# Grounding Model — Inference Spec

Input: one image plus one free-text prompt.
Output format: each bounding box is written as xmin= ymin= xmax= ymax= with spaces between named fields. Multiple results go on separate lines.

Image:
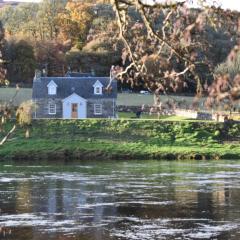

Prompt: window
xmin=95 ymin=87 xmax=100 ymax=94
xmin=47 ymin=80 xmax=58 ymax=95
xmin=93 ymin=80 xmax=103 ymax=95
xmin=94 ymin=86 xmax=102 ymax=95
xmin=49 ymin=86 xmax=56 ymax=95
xmin=49 ymin=104 xmax=56 ymax=115
xmin=94 ymin=104 xmax=102 ymax=115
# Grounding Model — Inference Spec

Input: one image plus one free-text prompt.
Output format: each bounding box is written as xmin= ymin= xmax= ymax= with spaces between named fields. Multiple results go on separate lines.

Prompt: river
xmin=0 ymin=160 xmax=240 ymax=240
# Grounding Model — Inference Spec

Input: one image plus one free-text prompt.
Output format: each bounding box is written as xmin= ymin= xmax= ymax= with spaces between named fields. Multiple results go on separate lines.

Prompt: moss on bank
xmin=0 ymin=119 xmax=240 ymax=161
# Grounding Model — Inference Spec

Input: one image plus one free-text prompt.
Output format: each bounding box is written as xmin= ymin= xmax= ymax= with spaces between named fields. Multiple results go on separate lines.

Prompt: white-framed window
xmin=93 ymin=80 xmax=103 ymax=95
xmin=49 ymin=86 xmax=56 ymax=95
xmin=48 ymin=103 xmax=56 ymax=115
xmin=95 ymin=87 xmax=101 ymax=94
xmin=47 ymin=80 xmax=58 ymax=95
xmin=94 ymin=104 xmax=102 ymax=115
xmin=94 ymin=86 xmax=102 ymax=95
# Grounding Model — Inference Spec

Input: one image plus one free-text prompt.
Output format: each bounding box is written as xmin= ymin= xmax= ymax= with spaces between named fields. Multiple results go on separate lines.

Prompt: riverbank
xmin=0 ymin=119 xmax=240 ymax=161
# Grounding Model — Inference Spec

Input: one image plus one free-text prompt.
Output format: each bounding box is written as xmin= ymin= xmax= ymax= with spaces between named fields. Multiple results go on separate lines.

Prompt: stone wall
xmin=118 ymin=105 xmax=214 ymax=120
xmin=197 ymin=112 xmax=213 ymax=120
xmin=117 ymin=105 xmax=144 ymax=113
xmin=34 ymin=98 xmax=116 ymax=119
xmin=175 ymin=109 xmax=213 ymax=120
xmin=174 ymin=109 xmax=198 ymax=119
xmin=87 ymin=98 xmax=116 ymax=118
xmin=33 ymin=98 xmax=62 ymax=118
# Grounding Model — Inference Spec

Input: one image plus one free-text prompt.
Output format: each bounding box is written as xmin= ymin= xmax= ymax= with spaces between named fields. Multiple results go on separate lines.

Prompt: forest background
xmin=0 ymin=0 xmax=238 ymax=95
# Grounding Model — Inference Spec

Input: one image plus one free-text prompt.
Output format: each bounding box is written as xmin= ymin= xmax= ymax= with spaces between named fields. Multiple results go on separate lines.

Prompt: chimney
xmin=42 ymin=63 xmax=48 ymax=77
xmin=91 ymin=68 xmax=96 ymax=76
xmin=42 ymin=68 xmax=47 ymax=77
xmin=33 ymin=69 xmax=41 ymax=82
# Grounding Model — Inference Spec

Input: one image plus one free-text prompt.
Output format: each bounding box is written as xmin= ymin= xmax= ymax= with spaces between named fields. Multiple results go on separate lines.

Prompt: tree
xmin=110 ymin=0 xmax=240 ymax=108
xmin=66 ymin=47 xmax=120 ymax=76
xmin=33 ymin=40 xmax=70 ymax=76
xmin=0 ymin=1 xmax=66 ymax=41
xmin=215 ymin=48 xmax=240 ymax=81
xmin=0 ymin=23 xmax=34 ymax=146
xmin=57 ymin=0 xmax=94 ymax=48
xmin=36 ymin=0 xmax=66 ymax=41
xmin=0 ymin=21 xmax=16 ymax=145
xmin=0 ymin=3 xmax=40 ymax=39
xmin=6 ymin=39 xmax=37 ymax=84
xmin=207 ymin=47 xmax=240 ymax=108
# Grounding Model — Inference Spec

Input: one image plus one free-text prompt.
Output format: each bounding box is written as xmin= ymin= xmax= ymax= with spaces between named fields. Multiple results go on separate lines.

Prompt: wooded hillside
xmin=0 ymin=0 xmax=238 ymax=95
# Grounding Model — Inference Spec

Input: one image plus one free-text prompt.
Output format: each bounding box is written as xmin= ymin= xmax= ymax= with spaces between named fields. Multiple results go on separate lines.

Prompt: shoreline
xmin=3 ymin=149 xmax=240 ymax=162
xmin=0 ymin=119 xmax=239 ymax=161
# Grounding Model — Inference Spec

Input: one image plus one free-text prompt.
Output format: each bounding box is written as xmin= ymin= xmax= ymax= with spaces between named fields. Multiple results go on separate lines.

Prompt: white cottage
xmin=32 ymin=72 xmax=117 ymax=119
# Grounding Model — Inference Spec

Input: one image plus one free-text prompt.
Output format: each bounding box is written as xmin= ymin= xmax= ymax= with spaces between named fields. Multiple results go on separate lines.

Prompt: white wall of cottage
xmin=62 ymin=93 xmax=87 ymax=119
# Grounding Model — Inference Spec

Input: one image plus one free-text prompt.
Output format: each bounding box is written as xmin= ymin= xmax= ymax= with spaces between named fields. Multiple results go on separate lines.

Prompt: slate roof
xmin=65 ymin=72 xmax=93 ymax=77
xmin=32 ymin=77 xmax=117 ymax=99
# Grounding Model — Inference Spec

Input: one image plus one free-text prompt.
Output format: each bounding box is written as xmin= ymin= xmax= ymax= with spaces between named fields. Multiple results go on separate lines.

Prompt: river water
xmin=0 ymin=160 xmax=240 ymax=240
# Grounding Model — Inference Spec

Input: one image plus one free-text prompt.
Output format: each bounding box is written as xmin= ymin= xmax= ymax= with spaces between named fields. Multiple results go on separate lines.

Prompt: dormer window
xmin=93 ymin=80 xmax=103 ymax=95
xmin=95 ymin=87 xmax=101 ymax=94
xmin=49 ymin=86 xmax=56 ymax=95
xmin=47 ymin=80 xmax=58 ymax=95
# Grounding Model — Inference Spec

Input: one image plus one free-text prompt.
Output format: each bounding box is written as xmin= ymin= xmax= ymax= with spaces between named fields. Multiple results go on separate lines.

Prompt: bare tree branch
xmin=0 ymin=124 xmax=16 ymax=146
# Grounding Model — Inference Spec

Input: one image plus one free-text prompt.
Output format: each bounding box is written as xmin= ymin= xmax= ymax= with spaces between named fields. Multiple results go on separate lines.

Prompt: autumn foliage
xmin=110 ymin=0 xmax=240 ymax=108
xmin=58 ymin=0 xmax=94 ymax=47
xmin=0 ymin=0 xmax=239 ymax=108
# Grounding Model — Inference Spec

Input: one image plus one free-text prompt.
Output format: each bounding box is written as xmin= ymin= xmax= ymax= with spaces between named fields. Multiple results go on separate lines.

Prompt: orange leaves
xmin=65 ymin=1 xmax=92 ymax=23
xmin=57 ymin=0 xmax=94 ymax=45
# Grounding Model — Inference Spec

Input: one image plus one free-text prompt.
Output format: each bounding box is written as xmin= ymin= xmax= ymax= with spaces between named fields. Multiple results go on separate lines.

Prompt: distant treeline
xmin=0 ymin=0 xmax=237 ymax=92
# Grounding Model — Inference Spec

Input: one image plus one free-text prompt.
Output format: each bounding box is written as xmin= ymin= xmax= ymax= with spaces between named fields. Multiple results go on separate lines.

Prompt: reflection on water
xmin=0 ymin=160 xmax=240 ymax=239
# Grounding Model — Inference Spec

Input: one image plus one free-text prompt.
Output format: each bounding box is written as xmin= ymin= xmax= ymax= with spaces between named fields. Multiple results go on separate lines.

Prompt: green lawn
xmin=0 ymin=87 xmax=204 ymax=107
xmin=117 ymin=92 xmax=203 ymax=106
xmin=118 ymin=112 xmax=188 ymax=120
xmin=0 ymin=87 xmax=32 ymax=106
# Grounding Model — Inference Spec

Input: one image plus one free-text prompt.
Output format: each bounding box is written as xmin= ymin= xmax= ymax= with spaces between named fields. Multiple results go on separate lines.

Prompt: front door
xmin=71 ymin=103 xmax=78 ymax=118
xmin=62 ymin=94 xmax=87 ymax=119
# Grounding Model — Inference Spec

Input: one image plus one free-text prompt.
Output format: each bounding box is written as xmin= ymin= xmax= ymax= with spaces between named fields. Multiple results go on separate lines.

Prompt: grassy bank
xmin=0 ymin=119 xmax=240 ymax=161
